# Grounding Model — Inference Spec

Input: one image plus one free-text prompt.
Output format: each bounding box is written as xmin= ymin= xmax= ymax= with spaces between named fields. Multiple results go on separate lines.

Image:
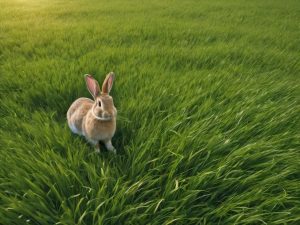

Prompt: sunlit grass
xmin=0 ymin=0 xmax=299 ymax=224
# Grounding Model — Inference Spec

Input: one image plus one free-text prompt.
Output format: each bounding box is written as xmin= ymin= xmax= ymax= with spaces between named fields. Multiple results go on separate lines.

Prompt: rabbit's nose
xmin=102 ymin=111 xmax=112 ymax=119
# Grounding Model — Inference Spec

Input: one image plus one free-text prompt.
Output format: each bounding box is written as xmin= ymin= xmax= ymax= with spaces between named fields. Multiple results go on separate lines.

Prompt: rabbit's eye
xmin=98 ymin=101 xmax=101 ymax=107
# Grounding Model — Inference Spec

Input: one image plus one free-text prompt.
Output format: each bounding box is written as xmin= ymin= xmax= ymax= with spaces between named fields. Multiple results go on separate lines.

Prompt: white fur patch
xmin=69 ymin=122 xmax=80 ymax=135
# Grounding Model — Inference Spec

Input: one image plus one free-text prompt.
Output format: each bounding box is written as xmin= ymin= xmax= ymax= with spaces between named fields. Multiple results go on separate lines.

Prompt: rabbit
xmin=67 ymin=72 xmax=117 ymax=153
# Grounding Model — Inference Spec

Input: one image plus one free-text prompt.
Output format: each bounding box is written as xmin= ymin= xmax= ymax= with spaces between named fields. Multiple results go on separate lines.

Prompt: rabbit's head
xmin=85 ymin=72 xmax=116 ymax=120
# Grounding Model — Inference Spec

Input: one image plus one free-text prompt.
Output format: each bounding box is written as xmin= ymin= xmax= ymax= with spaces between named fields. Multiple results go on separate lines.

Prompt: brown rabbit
xmin=67 ymin=72 xmax=117 ymax=153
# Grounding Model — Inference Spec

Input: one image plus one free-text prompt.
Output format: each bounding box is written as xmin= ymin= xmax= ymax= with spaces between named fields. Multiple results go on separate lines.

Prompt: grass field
xmin=1 ymin=0 xmax=300 ymax=224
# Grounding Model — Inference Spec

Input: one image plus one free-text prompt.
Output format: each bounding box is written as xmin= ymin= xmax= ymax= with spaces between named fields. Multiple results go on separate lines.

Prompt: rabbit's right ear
xmin=85 ymin=74 xmax=100 ymax=99
xmin=102 ymin=72 xmax=115 ymax=94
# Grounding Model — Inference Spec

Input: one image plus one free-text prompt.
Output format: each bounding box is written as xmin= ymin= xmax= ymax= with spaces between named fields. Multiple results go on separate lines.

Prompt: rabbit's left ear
xmin=85 ymin=74 xmax=100 ymax=99
xmin=102 ymin=72 xmax=115 ymax=94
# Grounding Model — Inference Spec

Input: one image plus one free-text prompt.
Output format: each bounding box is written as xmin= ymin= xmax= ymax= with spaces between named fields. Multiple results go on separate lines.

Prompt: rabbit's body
xmin=67 ymin=97 xmax=93 ymax=135
xmin=67 ymin=73 xmax=117 ymax=153
xmin=67 ymin=97 xmax=117 ymax=144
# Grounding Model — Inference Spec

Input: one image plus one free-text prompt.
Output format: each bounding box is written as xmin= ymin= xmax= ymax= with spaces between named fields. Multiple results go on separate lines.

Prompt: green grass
xmin=1 ymin=0 xmax=300 ymax=224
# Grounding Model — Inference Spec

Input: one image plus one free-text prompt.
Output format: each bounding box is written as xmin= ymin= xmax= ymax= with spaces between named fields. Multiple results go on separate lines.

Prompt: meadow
xmin=0 ymin=0 xmax=300 ymax=224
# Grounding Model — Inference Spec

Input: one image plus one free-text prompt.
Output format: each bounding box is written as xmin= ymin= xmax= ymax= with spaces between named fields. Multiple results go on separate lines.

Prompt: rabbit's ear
xmin=102 ymin=72 xmax=115 ymax=94
xmin=85 ymin=74 xmax=100 ymax=99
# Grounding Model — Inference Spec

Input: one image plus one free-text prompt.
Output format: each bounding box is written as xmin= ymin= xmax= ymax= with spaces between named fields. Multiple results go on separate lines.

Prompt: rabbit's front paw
xmin=94 ymin=142 xmax=101 ymax=153
xmin=105 ymin=140 xmax=117 ymax=154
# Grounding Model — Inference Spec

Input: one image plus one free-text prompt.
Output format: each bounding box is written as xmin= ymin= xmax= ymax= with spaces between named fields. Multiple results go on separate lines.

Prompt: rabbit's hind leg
xmin=85 ymin=137 xmax=100 ymax=153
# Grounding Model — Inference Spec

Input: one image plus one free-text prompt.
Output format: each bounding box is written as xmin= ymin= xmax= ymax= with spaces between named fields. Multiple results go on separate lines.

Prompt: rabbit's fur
xmin=67 ymin=72 xmax=117 ymax=153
